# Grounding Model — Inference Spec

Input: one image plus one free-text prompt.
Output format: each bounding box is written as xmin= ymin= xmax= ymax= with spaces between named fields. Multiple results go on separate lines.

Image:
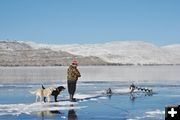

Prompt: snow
xmin=0 ymin=87 xmax=133 ymax=116
xmin=127 ymin=109 xmax=164 ymax=120
xmin=113 ymin=88 xmax=131 ymax=94
xmin=1 ymin=40 xmax=180 ymax=65
xmin=145 ymin=109 xmax=165 ymax=116
xmin=25 ymin=41 xmax=180 ymax=64
xmin=0 ymin=91 xmax=111 ymax=116
xmin=0 ymin=101 xmax=86 ymax=116
xmin=162 ymin=44 xmax=180 ymax=56
xmin=74 ymin=94 xmax=96 ymax=99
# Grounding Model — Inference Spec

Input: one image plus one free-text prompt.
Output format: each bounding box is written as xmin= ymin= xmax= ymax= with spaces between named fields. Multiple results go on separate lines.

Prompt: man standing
xmin=67 ymin=59 xmax=81 ymax=101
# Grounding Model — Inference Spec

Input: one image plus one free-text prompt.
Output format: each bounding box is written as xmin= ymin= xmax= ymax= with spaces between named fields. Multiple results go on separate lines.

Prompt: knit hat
xmin=72 ymin=59 xmax=78 ymax=65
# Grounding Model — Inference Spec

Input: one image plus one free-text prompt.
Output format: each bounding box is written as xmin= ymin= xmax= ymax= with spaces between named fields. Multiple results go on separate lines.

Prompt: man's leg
xmin=71 ymin=81 xmax=77 ymax=100
xmin=68 ymin=80 xmax=74 ymax=101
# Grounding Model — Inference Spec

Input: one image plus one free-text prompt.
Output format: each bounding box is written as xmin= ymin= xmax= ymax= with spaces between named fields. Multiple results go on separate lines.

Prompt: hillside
xmin=0 ymin=41 xmax=106 ymax=66
xmin=27 ymin=41 xmax=180 ymax=65
xmin=1 ymin=40 xmax=180 ymax=66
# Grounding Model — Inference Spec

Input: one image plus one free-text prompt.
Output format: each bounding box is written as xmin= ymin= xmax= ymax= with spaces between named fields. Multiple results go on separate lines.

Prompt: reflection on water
xmin=36 ymin=110 xmax=63 ymax=117
xmin=35 ymin=104 xmax=77 ymax=120
xmin=129 ymin=93 xmax=136 ymax=102
xmin=36 ymin=109 xmax=77 ymax=120
xmin=129 ymin=91 xmax=154 ymax=103
xmin=68 ymin=109 xmax=77 ymax=120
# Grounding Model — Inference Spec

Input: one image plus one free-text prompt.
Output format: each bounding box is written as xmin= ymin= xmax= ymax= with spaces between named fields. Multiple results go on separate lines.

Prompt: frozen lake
xmin=0 ymin=66 xmax=180 ymax=120
xmin=0 ymin=66 xmax=180 ymax=83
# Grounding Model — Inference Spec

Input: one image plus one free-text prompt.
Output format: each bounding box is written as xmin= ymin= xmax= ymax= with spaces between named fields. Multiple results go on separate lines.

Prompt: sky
xmin=0 ymin=0 xmax=180 ymax=45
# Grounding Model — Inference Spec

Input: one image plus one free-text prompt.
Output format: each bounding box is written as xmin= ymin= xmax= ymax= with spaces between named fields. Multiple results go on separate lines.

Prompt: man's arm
xmin=75 ymin=69 xmax=81 ymax=77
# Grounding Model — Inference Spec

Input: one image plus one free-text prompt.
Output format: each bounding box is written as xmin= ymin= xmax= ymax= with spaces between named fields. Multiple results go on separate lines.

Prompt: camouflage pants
xmin=67 ymin=80 xmax=77 ymax=96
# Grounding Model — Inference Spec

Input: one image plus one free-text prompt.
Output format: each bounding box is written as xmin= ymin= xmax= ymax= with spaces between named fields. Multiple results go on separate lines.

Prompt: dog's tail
xmin=42 ymin=85 xmax=45 ymax=89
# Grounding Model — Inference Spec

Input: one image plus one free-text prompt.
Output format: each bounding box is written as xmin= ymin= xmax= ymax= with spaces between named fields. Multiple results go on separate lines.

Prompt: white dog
xmin=30 ymin=87 xmax=56 ymax=102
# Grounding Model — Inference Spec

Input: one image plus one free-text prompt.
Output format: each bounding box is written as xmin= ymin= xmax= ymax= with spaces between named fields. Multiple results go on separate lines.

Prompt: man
xmin=67 ymin=59 xmax=81 ymax=101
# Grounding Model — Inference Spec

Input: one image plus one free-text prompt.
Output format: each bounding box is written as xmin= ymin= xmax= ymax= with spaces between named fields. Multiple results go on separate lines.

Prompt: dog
xmin=129 ymin=83 xmax=136 ymax=93
xmin=106 ymin=88 xmax=112 ymax=95
xmin=43 ymin=85 xmax=65 ymax=102
xmin=30 ymin=86 xmax=56 ymax=102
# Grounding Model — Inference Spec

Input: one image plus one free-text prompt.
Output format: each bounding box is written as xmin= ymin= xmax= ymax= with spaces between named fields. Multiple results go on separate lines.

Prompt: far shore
xmin=0 ymin=63 xmax=180 ymax=67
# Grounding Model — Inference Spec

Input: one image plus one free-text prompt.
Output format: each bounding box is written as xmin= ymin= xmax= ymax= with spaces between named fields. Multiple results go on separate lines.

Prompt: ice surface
xmin=127 ymin=109 xmax=164 ymax=120
xmin=0 ymin=66 xmax=179 ymax=120
xmin=145 ymin=109 xmax=165 ymax=117
xmin=0 ymin=101 xmax=86 ymax=116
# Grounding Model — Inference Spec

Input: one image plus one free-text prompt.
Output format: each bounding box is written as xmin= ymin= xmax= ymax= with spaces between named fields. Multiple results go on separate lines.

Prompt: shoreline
xmin=0 ymin=64 xmax=180 ymax=67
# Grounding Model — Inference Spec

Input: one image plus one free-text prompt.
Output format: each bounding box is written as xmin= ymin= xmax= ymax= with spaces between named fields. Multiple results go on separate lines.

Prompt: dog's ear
xmin=59 ymin=87 xmax=63 ymax=91
xmin=58 ymin=86 xmax=65 ymax=91
xmin=61 ymin=87 xmax=65 ymax=90
xmin=61 ymin=86 xmax=65 ymax=89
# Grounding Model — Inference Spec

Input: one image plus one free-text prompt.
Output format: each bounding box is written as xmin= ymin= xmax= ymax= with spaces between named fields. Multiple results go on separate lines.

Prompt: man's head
xmin=72 ymin=59 xmax=78 ymax=66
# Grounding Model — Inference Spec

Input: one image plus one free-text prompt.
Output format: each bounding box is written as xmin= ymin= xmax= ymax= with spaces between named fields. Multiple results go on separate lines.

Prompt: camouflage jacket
xmin=67 ymin=65 xmax=81 ymax=81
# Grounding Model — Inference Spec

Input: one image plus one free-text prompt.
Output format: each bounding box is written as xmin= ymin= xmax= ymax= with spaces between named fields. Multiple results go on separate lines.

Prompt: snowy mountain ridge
xmin=0 ymin=41 xmax=106 ymax=66
xmin=26 ymin=41 xmax=180 ymax=65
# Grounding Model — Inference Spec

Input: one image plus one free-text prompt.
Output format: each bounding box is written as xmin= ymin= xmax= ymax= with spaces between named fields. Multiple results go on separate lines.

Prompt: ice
xmin=99 ymin=97 xmax=107 ymax=99
xmin=61 ymin=116 xmax=66 ymax=119
xmin=0 ymin=66 xmax=180 ymax=119
xmin=74 ymin=94 xmax=94 ymax=99
xmin=145 ymin=109 xmax=165 ymax=117
xmin=113 ymin=88 xmax=131 ymax=94
xmin=0 ymin=101 xmax=87 ymax=116
xmin=128 ymin=109 xmax=165 ymax=120
xmin=0 ymin=92 xmax=110 ymax=116
xmin=90 ymin=98 xmax=98 ymax=101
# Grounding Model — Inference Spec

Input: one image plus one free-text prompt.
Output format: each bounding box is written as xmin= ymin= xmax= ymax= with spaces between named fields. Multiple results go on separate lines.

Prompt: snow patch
xmin=128 ymin=109 xmax=164 ymax=120
xmin=0 ymin=102 xmax=87 ymax=116
xmin=145 ymin=109 xmax=165 ymax=116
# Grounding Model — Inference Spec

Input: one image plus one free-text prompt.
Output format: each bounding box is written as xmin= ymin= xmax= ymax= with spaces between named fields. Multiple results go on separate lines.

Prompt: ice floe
xmin=0 ymin=101 xmax=87 ymax=116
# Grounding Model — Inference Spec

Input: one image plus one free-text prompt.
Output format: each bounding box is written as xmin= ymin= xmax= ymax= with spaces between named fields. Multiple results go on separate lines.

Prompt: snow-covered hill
xmin=0 ymin=41 xmax=106 ymax=66
xmin=0 ymin=40 xmax=180 ymax=66
xmin=26 ymin=41 xmax=180 ymax=65
xmin=162 ymin=45 xmax=180 ymax=55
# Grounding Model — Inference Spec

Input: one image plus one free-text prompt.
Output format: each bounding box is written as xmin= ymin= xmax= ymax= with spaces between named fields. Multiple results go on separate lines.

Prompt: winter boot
xmin=71 ymin=94 xmax=76 ymax=101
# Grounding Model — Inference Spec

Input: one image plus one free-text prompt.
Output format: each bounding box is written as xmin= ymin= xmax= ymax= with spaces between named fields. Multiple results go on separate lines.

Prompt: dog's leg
xmin=54 ymin=95 xmax=58 ymax=102
xmin=47 ymin=96 xmax=51 ymax=102
xmin=40 ymin=96 xmax=42 ymax=102
xmin=44 ymin=97 xmax=46 ymax=102
xmin=36 ymin=95 xmax=38 ymax=102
